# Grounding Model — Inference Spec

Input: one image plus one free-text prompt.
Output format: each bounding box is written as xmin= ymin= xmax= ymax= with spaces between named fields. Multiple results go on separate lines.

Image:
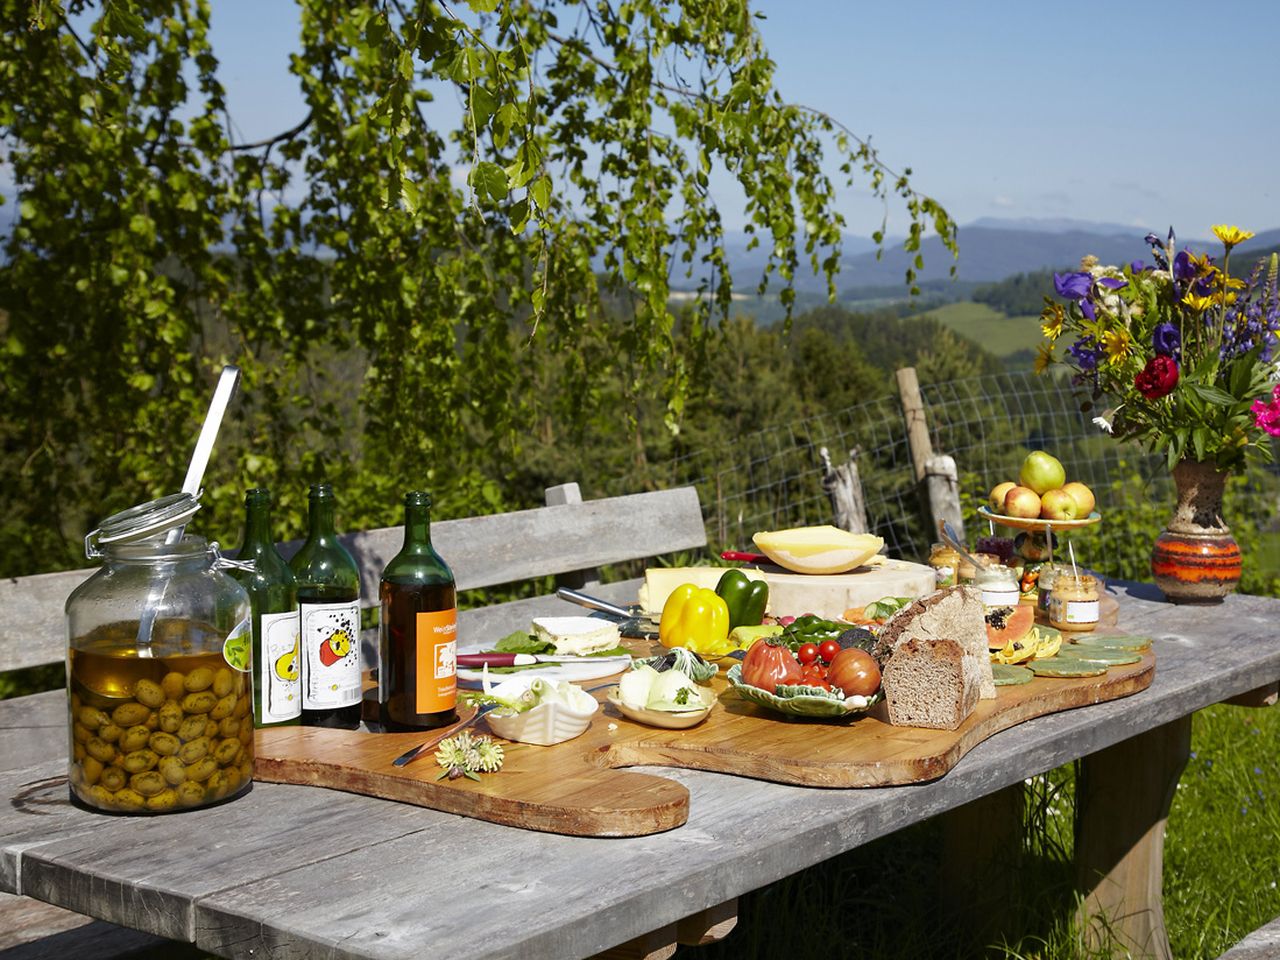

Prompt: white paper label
xmin=1063 ymin=598 xmax=1100 ymax=624
xmin=300 ymin=601 xmax=362 ymax=710
xmin=981 ymin=587 xmax=1020 ymax=608
xmin=259 ymin=609 xmax=302 ymax=724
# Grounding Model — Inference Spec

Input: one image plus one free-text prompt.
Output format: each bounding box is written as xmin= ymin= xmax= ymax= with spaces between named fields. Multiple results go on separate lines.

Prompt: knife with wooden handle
xmin=455 ymin=652 xmax=631 ymax=668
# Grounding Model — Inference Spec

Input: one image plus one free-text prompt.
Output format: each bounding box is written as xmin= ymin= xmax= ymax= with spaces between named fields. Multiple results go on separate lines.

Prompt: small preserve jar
xmin=976 ymin=564 xmax=1020 ymax=609
xmin=1048 ymin=573 xmax=1100 ymax=632
xmin=66 ymin=495 xmax=254 ymax=814
xmin=1036 ymin=564 xmax=1059 ymax=619
xmin=928 ymin=543 xmax=960 ymax=588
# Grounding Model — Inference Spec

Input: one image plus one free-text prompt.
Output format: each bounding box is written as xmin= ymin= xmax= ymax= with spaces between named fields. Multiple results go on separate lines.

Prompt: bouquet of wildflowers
xmin=1038 ymin=225 xmax=1280 ymax=471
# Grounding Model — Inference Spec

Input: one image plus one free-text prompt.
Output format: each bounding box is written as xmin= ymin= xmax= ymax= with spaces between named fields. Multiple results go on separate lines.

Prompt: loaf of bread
xmin=871 ymin=585 xmax=995 ymax=700
xmin=882 ymin=637 xmax=979 ymax=730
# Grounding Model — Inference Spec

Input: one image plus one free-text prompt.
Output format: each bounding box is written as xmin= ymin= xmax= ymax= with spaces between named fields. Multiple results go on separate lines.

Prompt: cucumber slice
xmin=1029 ymin=659 xmax=1108 ymax=678
xmin=1068 ymin=635 xmax=1151 ymax=652
xmin=1058 ymin=650 xmax=1142 ymax=666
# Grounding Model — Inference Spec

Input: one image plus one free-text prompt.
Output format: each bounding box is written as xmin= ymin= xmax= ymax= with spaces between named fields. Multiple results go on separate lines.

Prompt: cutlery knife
xmin=456 ymin=652 xmax=632 ymax=667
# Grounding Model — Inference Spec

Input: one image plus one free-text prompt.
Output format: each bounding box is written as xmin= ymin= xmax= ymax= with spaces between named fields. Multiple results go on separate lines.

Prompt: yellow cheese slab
xmin=638 ymin=566 xmax=768 ymax=616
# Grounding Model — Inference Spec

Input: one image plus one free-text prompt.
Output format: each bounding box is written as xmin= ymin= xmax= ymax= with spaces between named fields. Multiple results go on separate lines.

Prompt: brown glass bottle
xmin=379 ymin=492 xmax=458 ymax=730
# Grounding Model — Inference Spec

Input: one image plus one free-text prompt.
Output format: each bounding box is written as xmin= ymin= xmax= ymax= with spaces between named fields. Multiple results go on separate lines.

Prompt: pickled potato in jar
xmin=67 ymin=620 xmax=254 ymax=814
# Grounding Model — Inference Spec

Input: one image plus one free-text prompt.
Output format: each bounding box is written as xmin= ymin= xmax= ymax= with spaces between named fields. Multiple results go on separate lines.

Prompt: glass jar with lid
xmin=1048 ymin=573 xmax=1100 ymax=632
xmin=975 ymin=563 xmax=1020 ymax=609
xmin=66 ymin=494 xmax=255 ymax=814
xmin=928 ymin=543 xmax=960 ymax=588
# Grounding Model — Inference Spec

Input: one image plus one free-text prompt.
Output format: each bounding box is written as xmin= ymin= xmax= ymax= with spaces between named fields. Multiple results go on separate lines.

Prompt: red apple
xmin=989 ymin=481 xmax=1017 ymax=514
xmin=1062 ymin=481 xmax=1096 ymax=517
xmin=1040 ymin=488 xmax=1080 ymax=521
xmin=1003 ymin=486 xmax=1042 ymax=519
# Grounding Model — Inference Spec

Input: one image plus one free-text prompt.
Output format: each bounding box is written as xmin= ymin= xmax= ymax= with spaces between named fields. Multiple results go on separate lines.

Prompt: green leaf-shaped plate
xmin=725 ymin=663 xmax=882 ymax=719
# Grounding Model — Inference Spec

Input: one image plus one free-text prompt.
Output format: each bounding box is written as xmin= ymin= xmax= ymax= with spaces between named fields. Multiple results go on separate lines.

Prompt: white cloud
xmin=992 ymin=195 xmax=1015 ymax=209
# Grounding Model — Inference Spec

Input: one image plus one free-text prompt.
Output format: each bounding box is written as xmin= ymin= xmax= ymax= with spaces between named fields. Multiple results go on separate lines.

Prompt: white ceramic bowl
xmin=606 ymin=684 xmax=716 ymax=729
xmin=481 ymin=676 xmax=599 ymax=746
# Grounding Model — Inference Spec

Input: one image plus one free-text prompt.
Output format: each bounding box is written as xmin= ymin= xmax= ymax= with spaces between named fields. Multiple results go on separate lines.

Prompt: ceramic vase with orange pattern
xmin=1150 ymin=459 xmax=1241 ymax=603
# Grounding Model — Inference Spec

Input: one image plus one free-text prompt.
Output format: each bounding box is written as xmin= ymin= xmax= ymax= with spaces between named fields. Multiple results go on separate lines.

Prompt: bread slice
xmin=871 ymin=585 xmax=996 ymax=699
xmin=882 ymin=637 xmax=979 ymax=730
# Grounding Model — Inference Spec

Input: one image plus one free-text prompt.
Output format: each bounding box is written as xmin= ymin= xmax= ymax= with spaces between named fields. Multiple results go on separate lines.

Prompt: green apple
xmin=1019 ymin=451 xmax=1066 ymax=495
xmin=1003 ymin=485 xmax=1042 ymax=519
xmin=1039 ymin=488 xmax=1080 ymax=521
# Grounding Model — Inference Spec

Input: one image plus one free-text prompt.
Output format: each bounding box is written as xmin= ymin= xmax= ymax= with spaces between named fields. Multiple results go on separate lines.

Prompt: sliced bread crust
xmin=872 ymin=585 xmax=996 ymax=699
xmin=882 ymin=637 xmax=979 ymax=730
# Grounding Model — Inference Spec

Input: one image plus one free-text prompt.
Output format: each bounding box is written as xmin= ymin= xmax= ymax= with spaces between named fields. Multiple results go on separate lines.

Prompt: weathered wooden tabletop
xmin=2 ymin=582 xmax=1278 ymax=960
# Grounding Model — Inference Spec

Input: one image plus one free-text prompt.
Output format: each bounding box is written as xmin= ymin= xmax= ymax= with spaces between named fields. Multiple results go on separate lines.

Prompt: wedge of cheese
xmin=637 ymin=566 xmax=768 ymax=616
xmin=753 ymin=526 xmax=883 ymax=575
xmin=530 ymin=617 xmax=621 ymax=656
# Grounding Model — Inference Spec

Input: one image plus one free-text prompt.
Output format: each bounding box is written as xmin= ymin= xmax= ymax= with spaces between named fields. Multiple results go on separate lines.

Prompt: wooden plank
xmin=675 ymin=898 xmax=738 ymax=946
xmin=895 ymin=366 xmax=933 ymax=484
xmin=3 ymin=584 xmax=1279 ymax=960
xmin=278 ymin=486 xmax=706 ymax=601
xmin=1222 ymin=681 xmax=1278 ymax=708
xmin=0 ymin=569 xmax=89 ymax=673
xmin=1218 ymin=913 xmax=1280 ymax=959
xmin=0 ymin=892 xmax=188 ymax=958
xmin=938 ymin=782 xmax=1022 ymax=942
xmin=589 ymin=923 xmax=677 ymax=960
xmin=545 ymin=483 xmax=602 ymax=590
xmin=1074 ymin=715 xmax=1191 ymax=960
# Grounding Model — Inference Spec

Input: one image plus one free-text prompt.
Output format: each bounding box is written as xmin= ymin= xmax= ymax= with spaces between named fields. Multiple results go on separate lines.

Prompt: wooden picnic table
xmin=2 ymin=581 xmax=1278 ymax=960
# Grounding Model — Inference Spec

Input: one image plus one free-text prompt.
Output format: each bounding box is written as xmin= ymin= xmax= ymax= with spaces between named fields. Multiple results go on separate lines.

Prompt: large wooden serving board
xmin=255 ymin=640 xmax=1154 ymax=838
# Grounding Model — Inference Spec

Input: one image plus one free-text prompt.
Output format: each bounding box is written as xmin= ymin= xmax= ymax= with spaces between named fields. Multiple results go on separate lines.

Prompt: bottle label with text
xmin=415 ymin=608 xmax=457 ymax=714
xmin=300 ymin=601 xmax=362 ymax=709
xmin=260 ymin=609 xmax=302 ymax=723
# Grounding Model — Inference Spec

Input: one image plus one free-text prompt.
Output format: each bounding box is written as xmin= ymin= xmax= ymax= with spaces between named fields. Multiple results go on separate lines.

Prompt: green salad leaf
xmin=493 ymin=631 xmax=554 ymax=655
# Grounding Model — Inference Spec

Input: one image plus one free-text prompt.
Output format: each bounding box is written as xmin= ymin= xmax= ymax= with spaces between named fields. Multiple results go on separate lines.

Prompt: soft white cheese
xmin=530 ymin=616 xmax=621 ymax=656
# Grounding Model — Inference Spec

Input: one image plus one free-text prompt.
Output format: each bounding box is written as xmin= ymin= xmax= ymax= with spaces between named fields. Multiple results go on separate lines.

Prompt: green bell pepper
xmin=715 ymin=568 xmax=769 ymax=630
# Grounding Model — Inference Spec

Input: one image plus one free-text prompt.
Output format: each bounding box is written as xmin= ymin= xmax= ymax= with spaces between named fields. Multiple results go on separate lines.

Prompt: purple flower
xmin=1098 ymin=277 xmax=1128 ymax=290
xmin=1173 ymin=250 xmax=1195 ymax=281
xmin=1080 ymin=298 xmax=1096 ymax=320
xmin=1152 ymin=322 xmax=1181 ymax=358
xmin=1130 ymin=259 xmax=1146 ymax=273
xmin=1068 ymin=336 xmax=1103 ymax=372
xmin=1054 ymin=272 xmax=1093 ymax=300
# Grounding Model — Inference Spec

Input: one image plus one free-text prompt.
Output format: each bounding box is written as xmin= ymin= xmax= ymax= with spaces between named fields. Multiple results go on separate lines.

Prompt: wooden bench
xmin=0 ymin=481 xmax=713 ymax=959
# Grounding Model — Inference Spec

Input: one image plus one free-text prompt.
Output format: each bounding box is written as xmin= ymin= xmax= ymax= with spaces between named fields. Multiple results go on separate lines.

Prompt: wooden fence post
xmin=819 ymin=446 xmax=869 ymax=534
xmin=895 ymin=367 xmax=964 ymax=543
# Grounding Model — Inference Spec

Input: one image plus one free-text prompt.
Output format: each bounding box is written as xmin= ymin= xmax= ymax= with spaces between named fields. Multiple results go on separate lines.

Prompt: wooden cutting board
xmin=255 ymin=624 xmax=1152 ymax=837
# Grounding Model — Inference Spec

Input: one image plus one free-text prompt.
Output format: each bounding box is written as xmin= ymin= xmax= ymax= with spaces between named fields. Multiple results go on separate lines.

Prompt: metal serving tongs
xmin=940 ymin=521 xmax=990 ymax=574
xmin=555 ymin=587 xmax=661 ymax=639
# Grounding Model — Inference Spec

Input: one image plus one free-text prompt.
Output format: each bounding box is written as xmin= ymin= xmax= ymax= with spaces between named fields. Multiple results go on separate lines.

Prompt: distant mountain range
xmin=701 ymin=218 xmax=1280 ymax=296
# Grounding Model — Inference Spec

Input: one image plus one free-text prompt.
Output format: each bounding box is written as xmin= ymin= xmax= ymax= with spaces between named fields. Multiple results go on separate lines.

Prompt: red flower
xmin=1134 ymin=355 xmax=1179 ymax=400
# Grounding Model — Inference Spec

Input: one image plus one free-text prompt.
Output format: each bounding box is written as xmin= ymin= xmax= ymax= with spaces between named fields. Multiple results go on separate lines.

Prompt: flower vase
xmin=1150 ymin=460 xmax=1241 ymax=603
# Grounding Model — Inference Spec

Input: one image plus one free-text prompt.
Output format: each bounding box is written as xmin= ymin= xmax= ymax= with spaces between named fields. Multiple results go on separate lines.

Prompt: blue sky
xmin=208 ymin=0 xmax=1280 ymax=236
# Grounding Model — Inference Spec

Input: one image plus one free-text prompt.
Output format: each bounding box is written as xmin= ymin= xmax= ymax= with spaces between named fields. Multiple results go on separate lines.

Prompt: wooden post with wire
xmin=895 ymin=367 xmax=965 ymax=543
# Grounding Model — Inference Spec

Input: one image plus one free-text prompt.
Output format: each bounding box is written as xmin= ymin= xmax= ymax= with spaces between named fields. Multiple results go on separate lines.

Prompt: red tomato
xmin=741 ymin=637 xmax=804 ymax=694
xmin=827 ymin=648 xmax=881 ymax=697
xmin=818 ymin=639 xmax=841 ymax=664
xmin=797 ymin=643 xmax=819 ymax=665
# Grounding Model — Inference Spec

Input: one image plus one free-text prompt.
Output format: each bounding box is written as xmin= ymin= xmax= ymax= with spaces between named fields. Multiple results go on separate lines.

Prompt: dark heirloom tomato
xmin=827 ymin=648 xmax=881 ymax=697
xmin=741 ymin=637 xmax=803 ymax=693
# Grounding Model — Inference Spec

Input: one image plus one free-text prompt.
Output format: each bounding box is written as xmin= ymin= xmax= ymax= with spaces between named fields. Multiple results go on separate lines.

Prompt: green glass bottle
xmin=289 ymin=483 xmax=362 ymax=729
xmin=379 ymin=491 xmax=458 ymax=730
xmin=232 ymin=488 xmax=301 ymax=727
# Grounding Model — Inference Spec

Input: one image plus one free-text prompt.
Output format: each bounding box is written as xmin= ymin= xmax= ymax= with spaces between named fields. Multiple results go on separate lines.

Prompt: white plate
xmin=456 ymin=645 xmax=631 ymax=687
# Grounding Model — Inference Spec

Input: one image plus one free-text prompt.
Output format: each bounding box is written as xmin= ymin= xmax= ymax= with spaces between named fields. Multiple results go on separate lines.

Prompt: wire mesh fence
xmin=598 ymin=368 xmax=1280 ymax=587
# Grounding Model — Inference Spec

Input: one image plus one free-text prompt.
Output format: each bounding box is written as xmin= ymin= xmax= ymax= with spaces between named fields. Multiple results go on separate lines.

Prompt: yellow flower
xmin=1188 ymin=252 xmax=1217 ymax=276
xmin=1182 ymin=291 xmax=1217 ymax=312
xmin=1212 ymin=224 xmax=1254 ymax=249
xmin=1040 ymin=303 xmax=1065 ymax=341
xmin=1034 ymin=342 xmax=1054 ymax=374
xmin=1101 ymin=328 xmax=1131 ymax=365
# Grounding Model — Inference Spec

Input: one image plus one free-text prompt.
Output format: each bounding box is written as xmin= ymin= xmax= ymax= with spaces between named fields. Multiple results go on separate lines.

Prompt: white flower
xmin=1093 ymin=415 xmax=1114 ymax=434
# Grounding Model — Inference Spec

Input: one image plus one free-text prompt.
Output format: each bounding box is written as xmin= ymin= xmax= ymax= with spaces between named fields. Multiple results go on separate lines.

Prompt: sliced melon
xmin=752 ymin=525 xmax=883 ymax=575
xmin=985 ymin=604 xmax=1034 ymax=651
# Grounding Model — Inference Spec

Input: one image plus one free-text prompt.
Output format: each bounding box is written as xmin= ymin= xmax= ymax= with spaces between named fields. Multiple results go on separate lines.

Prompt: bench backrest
xmin=0 ymin=484 xmax=706 ymax=675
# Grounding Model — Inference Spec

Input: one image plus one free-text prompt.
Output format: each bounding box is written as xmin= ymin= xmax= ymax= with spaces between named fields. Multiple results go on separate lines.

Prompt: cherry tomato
xmin=827 ymin=648 xmax=881 ymax=697
xmin=801 ymin=664 xmax=823 ymax=680
xmin=818 ymin=639 xmax=841 ymax=664
xmin=796 ymin=643 xmax=819 ymax=665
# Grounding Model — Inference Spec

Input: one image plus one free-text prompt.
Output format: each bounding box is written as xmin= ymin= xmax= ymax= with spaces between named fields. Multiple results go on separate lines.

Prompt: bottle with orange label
xmin=379 ymin=491 xmax=458 ymax=730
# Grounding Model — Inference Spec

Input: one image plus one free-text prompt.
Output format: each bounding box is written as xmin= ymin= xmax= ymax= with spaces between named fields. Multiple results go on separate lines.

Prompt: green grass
xmin=677 ymin=702 xmax=1280 ymax=960
xmin=917 ymin=301 xmax=1043 ymax=358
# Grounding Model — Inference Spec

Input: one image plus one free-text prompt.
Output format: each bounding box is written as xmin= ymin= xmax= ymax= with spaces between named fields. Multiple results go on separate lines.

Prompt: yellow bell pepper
xmin=659 ymin=583 xmax=732 ymax=657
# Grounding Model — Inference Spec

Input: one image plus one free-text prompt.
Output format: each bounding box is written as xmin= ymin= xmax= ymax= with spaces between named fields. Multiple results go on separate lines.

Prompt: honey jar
xmin=1048 ymin=573 xmax=1100 ymax=632
xmin=928 ymin=543 xmax=960 ymax=588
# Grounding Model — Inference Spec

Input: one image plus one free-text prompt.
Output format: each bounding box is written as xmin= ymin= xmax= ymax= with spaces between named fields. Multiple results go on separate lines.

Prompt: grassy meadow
xmin=918 ymin=301 xmax=1044 ymax=359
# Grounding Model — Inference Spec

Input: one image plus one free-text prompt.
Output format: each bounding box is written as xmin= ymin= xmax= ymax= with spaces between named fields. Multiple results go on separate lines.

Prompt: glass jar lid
xmin=975 ymin=563 xmax=1018 ymax=586
xmin=85 ymin=492 xmax=201 ymax=559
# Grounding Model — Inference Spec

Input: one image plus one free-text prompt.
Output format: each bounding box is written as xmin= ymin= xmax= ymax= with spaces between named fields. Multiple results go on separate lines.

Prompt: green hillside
xmin=916 ymin=301 xmax=1042 ymax=358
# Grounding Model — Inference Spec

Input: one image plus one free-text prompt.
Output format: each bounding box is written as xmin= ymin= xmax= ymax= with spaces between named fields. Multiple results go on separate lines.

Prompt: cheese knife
xmin=456 ymin=651 xmax=632 ymax=667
